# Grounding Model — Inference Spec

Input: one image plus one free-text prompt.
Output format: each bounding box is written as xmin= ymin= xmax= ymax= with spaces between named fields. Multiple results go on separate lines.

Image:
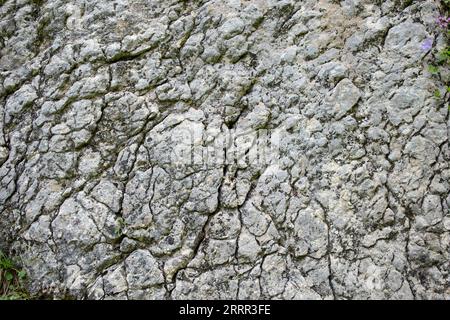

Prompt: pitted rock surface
xmin=0 ymin=0 xmax=449 ymax=299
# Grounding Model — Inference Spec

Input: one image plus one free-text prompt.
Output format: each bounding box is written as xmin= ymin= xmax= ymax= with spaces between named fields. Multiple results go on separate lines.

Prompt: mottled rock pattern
xmin=0 ymin=0 xmax=449 ymax=299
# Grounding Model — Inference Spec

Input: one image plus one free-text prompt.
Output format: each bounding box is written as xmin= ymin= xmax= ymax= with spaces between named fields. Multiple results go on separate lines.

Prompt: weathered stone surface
xmin=0 ymin=0 xmax=448 ymax=300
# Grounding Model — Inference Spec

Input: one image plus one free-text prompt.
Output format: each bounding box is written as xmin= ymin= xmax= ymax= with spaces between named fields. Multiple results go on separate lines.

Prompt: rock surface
xmin=0 ymin=0 xmax=449 ymax=299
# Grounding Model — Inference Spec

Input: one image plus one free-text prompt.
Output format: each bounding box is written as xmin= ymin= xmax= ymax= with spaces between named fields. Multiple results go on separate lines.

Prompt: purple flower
xmin=421 ymin=38 xmax=433 ymax=52
xmin=436 ymin=16 xmax=450 ymax=28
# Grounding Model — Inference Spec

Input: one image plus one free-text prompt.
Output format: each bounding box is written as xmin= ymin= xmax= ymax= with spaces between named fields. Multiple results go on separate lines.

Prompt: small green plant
xmin=428 ymin=65 xmax=440 ymax=74
xmin=422 ymin=2 xmax=450 ymax=109
xmin=0 ymin=251 xmax=29 ymax=300
xmin=434 ymin=89 xmax=442 ymax=98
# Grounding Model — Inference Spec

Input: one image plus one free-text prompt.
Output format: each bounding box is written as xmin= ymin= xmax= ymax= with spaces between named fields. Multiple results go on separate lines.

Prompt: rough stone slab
xmin=0 ymin=0 xmax=449 ymax=300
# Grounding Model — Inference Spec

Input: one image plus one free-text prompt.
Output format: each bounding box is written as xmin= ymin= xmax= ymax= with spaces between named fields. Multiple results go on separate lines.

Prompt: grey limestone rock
xmin=0 ymin=0 xmax=449 ymax=300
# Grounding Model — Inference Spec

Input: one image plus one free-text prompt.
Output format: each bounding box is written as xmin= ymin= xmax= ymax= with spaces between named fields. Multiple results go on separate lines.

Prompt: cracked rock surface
xmin=1 ymin=0 xmax=449 ymax=299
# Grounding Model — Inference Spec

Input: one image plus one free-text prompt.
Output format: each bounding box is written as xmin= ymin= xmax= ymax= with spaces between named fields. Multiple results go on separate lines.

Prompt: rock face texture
xmin=0 ymin=0 xmax=449 ymax=299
